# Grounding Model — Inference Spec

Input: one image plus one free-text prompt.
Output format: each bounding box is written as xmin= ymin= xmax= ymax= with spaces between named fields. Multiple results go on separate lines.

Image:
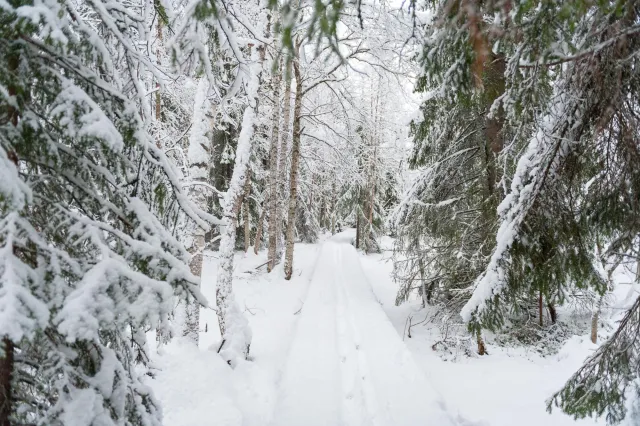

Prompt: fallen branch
xmin=243 ymin=259 xmax=272 ymax=273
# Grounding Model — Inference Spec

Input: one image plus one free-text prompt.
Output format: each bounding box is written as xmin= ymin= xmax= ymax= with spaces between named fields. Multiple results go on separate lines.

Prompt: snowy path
xmin=271 ymin=234 xmax=458 ymax=426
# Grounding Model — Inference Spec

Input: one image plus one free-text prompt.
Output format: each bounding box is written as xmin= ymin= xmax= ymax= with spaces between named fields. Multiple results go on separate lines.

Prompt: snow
xmin=271 ymin=235 xmax=456 ymax=426
xmin=0 ymin=214 xmax=50 ymax=342
xmin=147 ymin=232 xmax=634 ymax=426
xmin=50 ymin=78 xmax=124 ymax=151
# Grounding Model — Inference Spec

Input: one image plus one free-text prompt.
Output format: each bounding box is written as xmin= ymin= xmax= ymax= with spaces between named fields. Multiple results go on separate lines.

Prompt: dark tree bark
xmin=254 ymin=200 xmax=266 ymax=255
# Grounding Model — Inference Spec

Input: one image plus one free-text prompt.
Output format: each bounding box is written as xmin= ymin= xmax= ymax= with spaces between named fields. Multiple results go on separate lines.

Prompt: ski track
xmin=271 ymin=233 xmax=460 ymax=426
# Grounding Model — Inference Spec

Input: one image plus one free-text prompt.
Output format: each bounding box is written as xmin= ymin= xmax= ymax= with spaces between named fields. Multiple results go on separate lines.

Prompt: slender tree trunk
xmin=153 ymin=18 xmax=174 ymax=347
xmin=548 ymin=302 xmax=557 ymax=324
xmin=366 ymin=144 xmax=377 ymax=252
xmin=276 ymin=58 xmax=293 ymax=264
xmin=254 ymin=201 xmax=266 ymax=255
xmin=243 ymin=170 xmax=252 ymax=252
xmin=0 ymin=339 xmax=13 ymax=426
xmin=215 ymin=56 xmax=260 ymax=364
xmin=355 ymin=208 xmax=361 ymax=249
xmin=184 ymin=233 xmax=204 ymax=343
xmin=0 ymin=165 xmax=16 ymax=426
xmin=155 ymin=20 xmax=162 ymax=124
xmin=331 ymin=181 xmax=337 ymax=235
xmin=283 ymin=58 xmax=303 ymax=281
xmin=419 ymin=257 xmax=427 ymax=308
xmin=267 ymin=61 xmax=282 ymax=271
xmin=591 ymin=295 xmax=604 ymax=344
xmin=538 ymin=290 xmax=544 ymax=327
xmin=183 ymin=79 xmax=214 ymax=346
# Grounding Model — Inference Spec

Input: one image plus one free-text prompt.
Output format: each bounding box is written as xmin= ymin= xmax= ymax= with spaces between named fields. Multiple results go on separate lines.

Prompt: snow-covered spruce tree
xmin=408 ymin=0 xmax=640 ymax=422
xmin=0 ymin=0 xmax=215 ymax=423
xmin=391 ymin=51 xmax=509 ymax=336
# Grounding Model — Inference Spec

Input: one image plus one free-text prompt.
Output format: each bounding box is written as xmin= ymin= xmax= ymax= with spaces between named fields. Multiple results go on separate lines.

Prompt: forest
xmin=1 ymin=0 xmax=639 ymax=425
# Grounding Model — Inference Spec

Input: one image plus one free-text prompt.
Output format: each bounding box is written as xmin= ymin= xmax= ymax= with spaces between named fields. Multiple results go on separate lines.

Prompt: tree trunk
xmin=215 ymin=57 xmax=260 ymax=364
xmin=419 ymin=257 xmax=427 ymax=308
xmin=182 ymin=78 xmax=214 ymax=346
xmin=243 ymin=170 xmax=252 ymax=252
xmin=538 ymin=290 xmax=544 ymax=327
xmin=591 ymin=295 xmax=603 ymax=344
xmin=483 ymin=53 xmax=505 ymax=197
xmin=254 ymin=201 xmax=266 ymax=255
xmin=477 ymin=330 xmax=487 ymax=356
xmin=276 ymin=58 xmax=293 ymax=265
xmin=366 ymin=144 xmax=377 ymax=253
xmin=355 ymin=209 xmax=361 ymax=249
xmin=155 ymin=19 xmax=163 ymax=148
xmin=184 ymin=233 xmax=204 ymax=344
xmin=548 ymin=302 xmax=557 ymax=324
xmin=0 ymin=339 xmax=13 ymax=426
xmin=283 ymin=58 xmax=303 ymax=281
xmin=267 ymin=61 xmax=282 ymax=271
xmin=0 ymin=155 xmax=16 ymax=426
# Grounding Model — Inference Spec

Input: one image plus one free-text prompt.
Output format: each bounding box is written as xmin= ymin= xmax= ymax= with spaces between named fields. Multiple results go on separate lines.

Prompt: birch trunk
xmin=243 ymin=170 xmax=252 ymax=252
xmin=215 ymin=58 xmax=260 ymax=365
xmin=183 ymin=78 xmax=213 ymax=346
xmin=355 ymin=207 xmax=361 ymax=249
xmin=331 ymin=181 xmax=337 ymax=234
xmin=267 ymin=61 xmax=282 ymax=271
xmin=283 ymin=58 xmax=303 ymax=281
xmin=276 ymin=58 xmax=293 ymax=265
xmin=155 ymin=19 xmax=162 ymax=128
xmin=591 ymin=295 xmax=604 ymax=343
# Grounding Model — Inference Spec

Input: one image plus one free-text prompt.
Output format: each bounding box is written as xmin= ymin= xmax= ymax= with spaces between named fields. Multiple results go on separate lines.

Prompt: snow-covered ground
xmin=147 ymin=231 xmax=635 ymax=426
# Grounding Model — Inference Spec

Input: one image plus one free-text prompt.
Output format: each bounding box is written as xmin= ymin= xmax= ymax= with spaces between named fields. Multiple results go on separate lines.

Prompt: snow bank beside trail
xmin=148 ymin=241 xmax=321 ymax=426
xmin=149 ymin=341 xmax=242 ymax=426
xmin=360 ymin=237 xmax=637 ymax=426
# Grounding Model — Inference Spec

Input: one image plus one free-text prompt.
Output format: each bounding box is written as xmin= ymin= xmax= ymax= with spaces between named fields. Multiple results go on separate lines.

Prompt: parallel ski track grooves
xmin=334 ymin=243 xmax=381 ymax=426
xmin=270 ymin=236 xmax=460 ymax=426
xmin=268 ymin=245 xmax=321 ymax=424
